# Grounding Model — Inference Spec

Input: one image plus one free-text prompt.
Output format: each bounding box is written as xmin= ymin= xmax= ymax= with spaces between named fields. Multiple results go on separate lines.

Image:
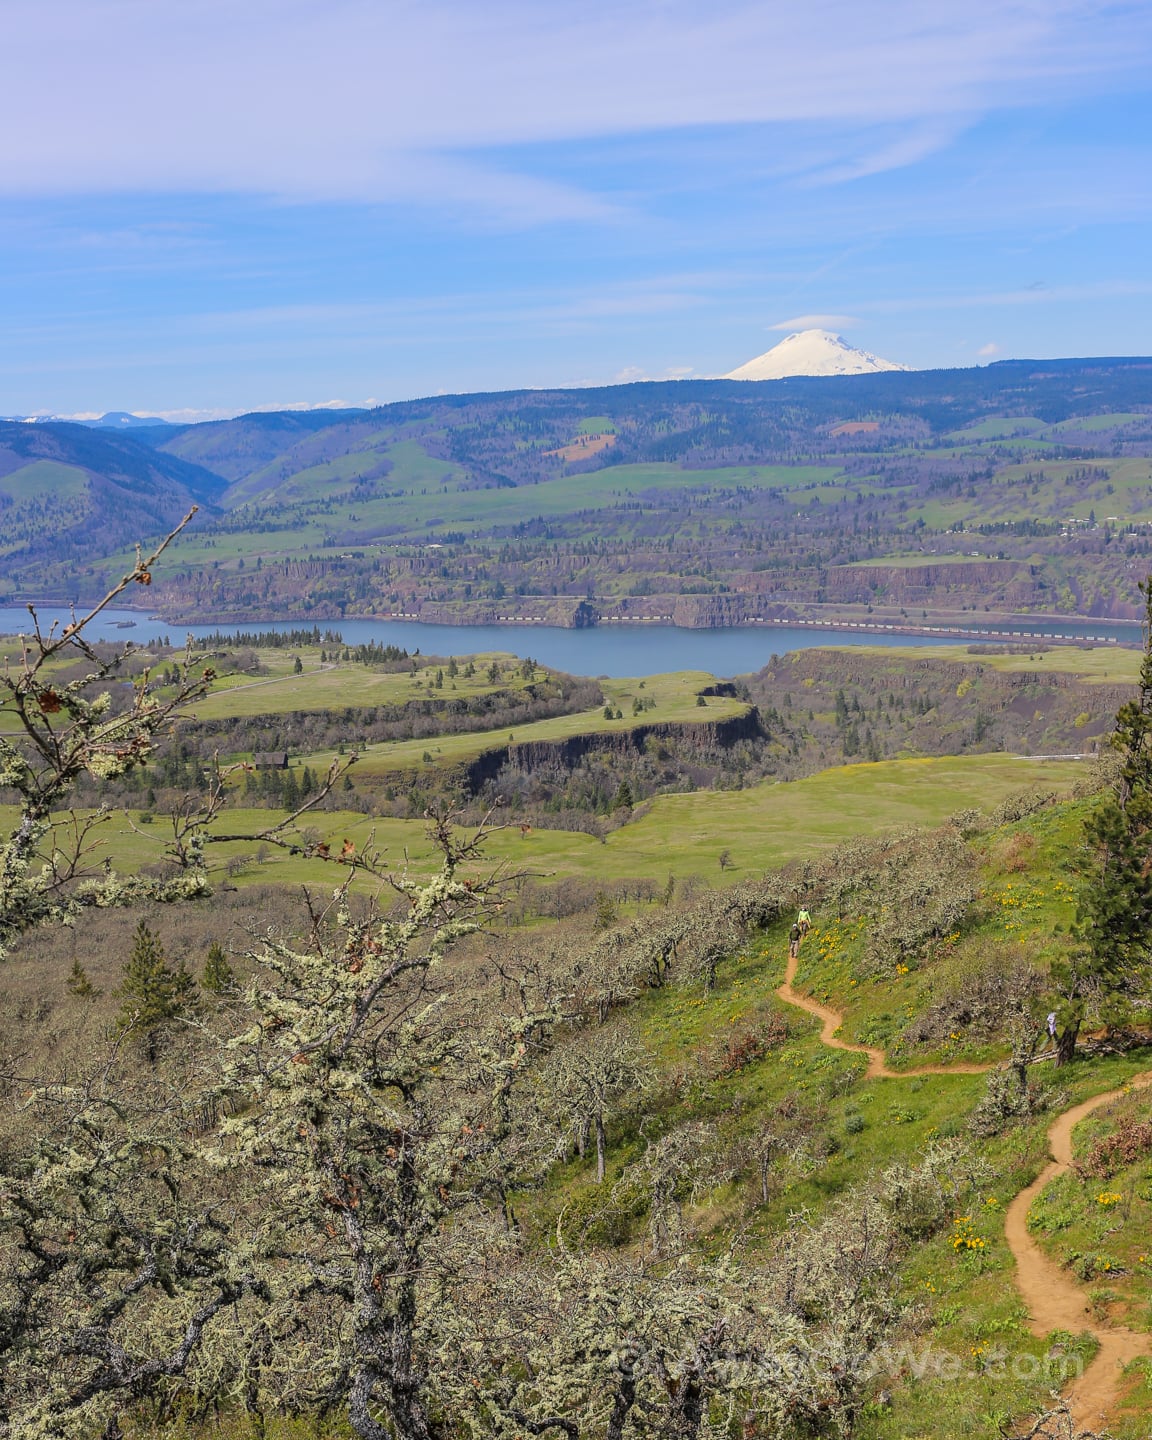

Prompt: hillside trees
xmin=0 ymin=514 xmax=211 ymax=954
xmin=116 ymin=918 xmax=196 ymax=1062
xmin=207 ymin=825 xmax=558 ymax=1440
xmin=0 ymin=1059 xmax=260 ymax=1437
xmin=541 ymin=1025 xmax=654 ymax=1182
xmin=1065 ymin=577 xmax=1152 ymax=1060
xmin=202 ymin=939 xmax=234 ymax=993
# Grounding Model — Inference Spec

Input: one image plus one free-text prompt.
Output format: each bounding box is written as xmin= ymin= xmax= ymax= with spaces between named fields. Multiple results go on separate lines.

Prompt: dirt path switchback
xmin=774 ymin=946 xmax=1152 ymax=1427
xmin=1003 ymin=1073 xmax=1152 ymax=1431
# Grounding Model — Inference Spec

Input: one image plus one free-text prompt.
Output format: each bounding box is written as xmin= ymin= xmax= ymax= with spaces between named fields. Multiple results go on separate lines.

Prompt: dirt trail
xmin=776 ymin=950 xmax=991 ymax=1079
xmin=1003 ymin=1073 xmax=1152 ymax=1431
xmin=775 ymin=947 xmax=1152 ymax=1427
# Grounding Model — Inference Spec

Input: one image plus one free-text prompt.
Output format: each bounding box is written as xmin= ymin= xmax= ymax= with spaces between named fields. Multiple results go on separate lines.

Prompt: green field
xmin=3 ymin=753 xmax=1086 ymax=892
xmin=292 ymin=670 xmax=747 ymax=775
xmin=188 ymin=650 xmax=531 ymax=720
xmin=1046 ymin=411 xmax=1146 ymax=433
xmin=123 ymin=450 xmax=848 ymax=575
xmin=837 ymin=642 xmax=1142 ymax=686
xmin=226 ymin=436 xmax=463 ymax=507
xmin=943 ymin=416 xmax=1046 ymax=441
xmin=847 ymin=552 xmax=981 ymax=569
xmin=0 ymin=460 xmax=89 ymax=503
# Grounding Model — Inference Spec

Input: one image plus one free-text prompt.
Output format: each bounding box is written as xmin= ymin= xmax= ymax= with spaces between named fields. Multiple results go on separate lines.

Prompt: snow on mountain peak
xmin=724 ymin=329 xmax=907 ymax=381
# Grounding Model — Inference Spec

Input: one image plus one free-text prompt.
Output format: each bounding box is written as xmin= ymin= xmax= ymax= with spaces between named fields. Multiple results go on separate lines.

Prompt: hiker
xmin=797 ymin=906 xmax=811 ymax=937
xmin=789 ymin=922 xmax=802 ymax=960
xmin=1045 ymin=1011 xmax=1058 ymax=1051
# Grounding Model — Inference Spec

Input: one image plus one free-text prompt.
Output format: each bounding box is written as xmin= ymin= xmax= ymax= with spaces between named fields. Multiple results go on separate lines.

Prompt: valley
xmin=3 ymin=359 xmax=1152 ymax=639
xmin=4 ymin=370 xmax=1152 ymax=1440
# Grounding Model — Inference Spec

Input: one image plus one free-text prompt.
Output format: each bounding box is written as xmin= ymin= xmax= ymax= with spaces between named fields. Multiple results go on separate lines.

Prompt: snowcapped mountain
xmin=724 ymin=329 xmax=907 ymax=380
xmin=0 ymin=411 xmax=171 ymax=428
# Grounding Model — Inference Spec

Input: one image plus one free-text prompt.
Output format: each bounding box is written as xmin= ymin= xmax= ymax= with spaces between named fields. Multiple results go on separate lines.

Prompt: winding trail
xmin=776 ymin=951 xmax=990 ymax=1079
xmin=775 ymin=948 xmax=1152 ymax=1428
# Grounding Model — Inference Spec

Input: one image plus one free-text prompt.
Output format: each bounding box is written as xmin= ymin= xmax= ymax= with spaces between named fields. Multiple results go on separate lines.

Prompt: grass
xmin=225 ymin=436 xmax=464 ymax=507
xmin=6 ymin=695 xmax=1148 ymax=1434
xmin=108 ymin=452 xmax=848 ymax=576
xmin=0 ymin=460 xmax=89 ymax=503
xmin=2 ymin=753 xmax=1087 ymax=894
xmin=832 ymin=642 xmax=1143 ymax=686
xmin=532 ymin=877 xmax=1152 ymax=1437
xmin=187 ymin=649 xmax=533 ymax=720
xmin=1027 ymin=1084 xmax=1152 ymax=1328
xmin=1046 ymin=412 xmax=1147 ymax=434
xmin=943 ymin=416 xmax=1047 ymax=441
xmin=848 ymin=553 xmax=990 ymax=569
xmin=788 ymin=797 xmax=1091 ymax=1066
xmin=291 ymin=669 xmax=745 ymax=777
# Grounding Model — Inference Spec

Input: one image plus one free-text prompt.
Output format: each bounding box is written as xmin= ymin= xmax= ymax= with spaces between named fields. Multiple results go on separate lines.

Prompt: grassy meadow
xmin=3 ymin=753 xmax=1088 ymax=893
xmin=831 ymin=642 xmax=1144 ymax=686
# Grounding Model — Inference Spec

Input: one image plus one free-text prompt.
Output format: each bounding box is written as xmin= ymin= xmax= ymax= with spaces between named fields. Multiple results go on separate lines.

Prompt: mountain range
xmin=3 ymin=356 xmax=1152 ymax=625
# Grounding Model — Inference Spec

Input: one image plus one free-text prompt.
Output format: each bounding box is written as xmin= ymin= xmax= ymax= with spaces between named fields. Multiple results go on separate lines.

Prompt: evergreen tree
xmin=282 ymin=767 xmax=301 ymax=810
xmin=115 ymin=920 xmax=186 ymax=1062
xmin=66 ymin=956 xmax=95 ymax=997
xmin=613 ymin=779 xmax=634 ymax=811
xmin=1064 ymin=578 xmax=1152 ymax=1061
xmin=171 ymin=956 xmax=199 ymax=1012
xmin=300 ymin=765 xmax=316 ymax=797
xmin=203 ymin=941 xmax=235 ymax=994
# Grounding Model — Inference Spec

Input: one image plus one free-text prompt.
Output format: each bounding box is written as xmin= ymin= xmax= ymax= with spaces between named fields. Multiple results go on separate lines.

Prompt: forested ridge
xmin=6 ymin=359 xmax=1152 ymax=631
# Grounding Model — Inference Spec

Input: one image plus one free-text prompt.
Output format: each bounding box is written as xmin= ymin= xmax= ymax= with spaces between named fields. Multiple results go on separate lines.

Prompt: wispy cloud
xmin=861 ymin=279 xmax=1152 ymax=313
xmin=769 ymin=313 xmax=860 ymax=331
xmin=2 ymin=1 xmax=1150 ymax=218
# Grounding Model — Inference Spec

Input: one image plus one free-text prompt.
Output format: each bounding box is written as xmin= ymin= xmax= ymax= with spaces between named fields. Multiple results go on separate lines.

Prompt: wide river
xmin=1 ymin=606 xmax=1140 ymax=678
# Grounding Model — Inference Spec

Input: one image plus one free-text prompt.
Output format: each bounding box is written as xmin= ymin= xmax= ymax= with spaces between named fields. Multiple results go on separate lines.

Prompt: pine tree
xmin=1063 ymin=578 xmax=1152 ymax=1061
xmin=115 ymin=919 xmax=186 ymax=1062
xmin=613 ymin=780 xmax=634 ymax=811
xmin=171 ymin=956 xmax=199 ymax=1012
xmin=66 ymin=956 xmax=95 ymax=997
xmin=203 ymin=941 xmax=235 ymax=994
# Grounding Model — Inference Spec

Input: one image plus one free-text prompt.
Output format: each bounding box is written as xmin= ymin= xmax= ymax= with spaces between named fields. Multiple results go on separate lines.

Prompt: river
xmin=0 ymin=607 xmax=1140 ymax=678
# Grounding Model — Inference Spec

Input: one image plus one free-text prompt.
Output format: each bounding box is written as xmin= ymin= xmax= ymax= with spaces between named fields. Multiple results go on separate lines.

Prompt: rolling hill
xmin=0 ymin=421 xmax=225 ymax=596
xmin=4 ymin=357 xmax=1152 ymax=624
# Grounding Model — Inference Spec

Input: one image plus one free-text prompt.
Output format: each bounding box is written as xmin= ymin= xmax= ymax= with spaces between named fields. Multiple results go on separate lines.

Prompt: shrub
xmin=1078 ymin=1118 xmax=1152 ymax=1178
xmin=988 ymin=787 xmax=1053 ymax=827
xmin=969 ymin=1067 xmax=1053 ymax=1138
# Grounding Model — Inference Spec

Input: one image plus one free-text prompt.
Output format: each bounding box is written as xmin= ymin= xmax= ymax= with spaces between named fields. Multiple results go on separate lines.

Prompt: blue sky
xmin=3 ymin=0 xmax=1152 ymax=419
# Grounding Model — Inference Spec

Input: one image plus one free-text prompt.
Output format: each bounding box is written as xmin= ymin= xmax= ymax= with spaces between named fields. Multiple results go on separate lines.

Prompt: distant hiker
xmin=1046 ymin=1011 xmax=1058 ymax=1048
xmin=789 ymin=923 xmax=802 ymax=960
xmin=797 ymin=907 xmax=812 ymax=937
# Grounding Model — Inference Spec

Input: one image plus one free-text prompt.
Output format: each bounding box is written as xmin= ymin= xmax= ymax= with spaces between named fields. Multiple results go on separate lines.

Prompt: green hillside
xmin=2 ymin=360 xmax=1151 ymax=633
xmin=3 ymin=559 xmax=1152 ymax=1440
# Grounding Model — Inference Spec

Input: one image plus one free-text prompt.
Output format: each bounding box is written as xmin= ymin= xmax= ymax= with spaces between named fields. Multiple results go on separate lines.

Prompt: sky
xmin=3 ymin=0 xmax=1152 ymax=420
